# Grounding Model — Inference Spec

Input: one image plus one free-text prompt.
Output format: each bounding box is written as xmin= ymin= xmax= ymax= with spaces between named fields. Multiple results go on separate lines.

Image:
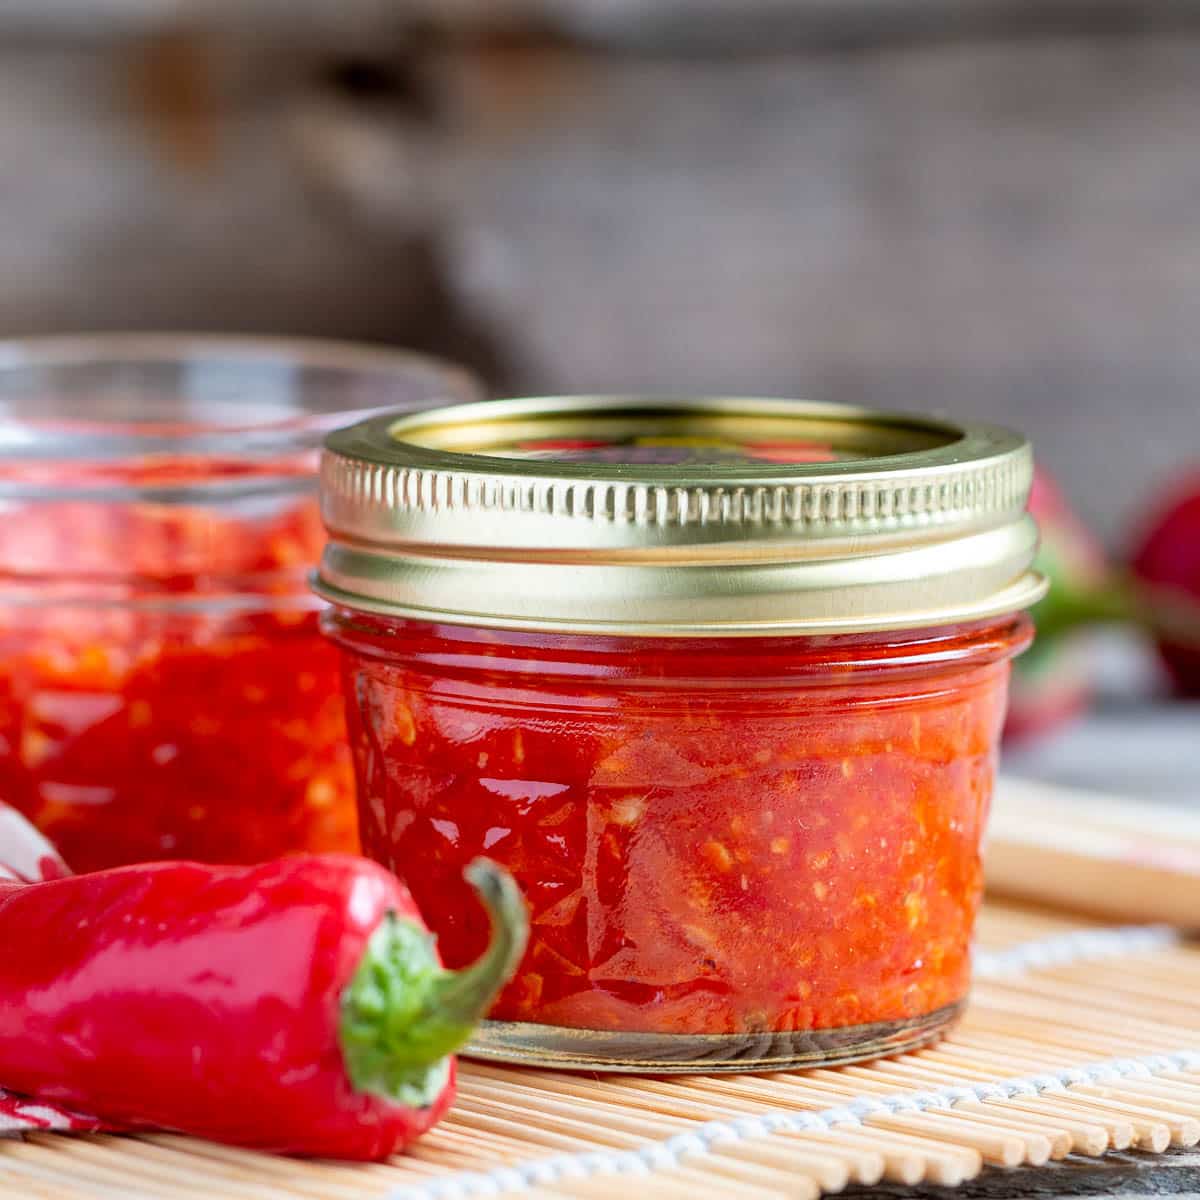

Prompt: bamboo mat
xmin=0 ymin=900 xmax=1198 ymax=1200
xmin=7 ymin=772 xmax=1200 ymax=1195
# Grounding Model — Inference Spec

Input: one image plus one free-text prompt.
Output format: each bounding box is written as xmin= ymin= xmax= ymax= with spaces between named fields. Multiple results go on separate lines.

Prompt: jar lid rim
xmin=327 ymin=395 xmax=1025 ymax=486
xmin=0 ymin=334 xmax=479 ymax=500
xmin=318 ymin=395 xmax=1044 ymax=635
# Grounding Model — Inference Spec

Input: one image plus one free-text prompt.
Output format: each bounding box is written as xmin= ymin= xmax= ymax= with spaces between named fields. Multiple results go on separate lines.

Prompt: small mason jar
xmin=317 ymin=396 xmax=1046 ymax=1072
xmin=0 ymin=335 xmax=478 ymax=872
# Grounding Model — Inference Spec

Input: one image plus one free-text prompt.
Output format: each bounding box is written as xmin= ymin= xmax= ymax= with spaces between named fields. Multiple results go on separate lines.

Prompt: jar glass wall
xmin=324 ymin=609 xmax=1032 ymax=1071
xmin=0 ymin=335 xmax=478 ymax=871
xmin=316 ymin=394 xmax=1045 ymax=1070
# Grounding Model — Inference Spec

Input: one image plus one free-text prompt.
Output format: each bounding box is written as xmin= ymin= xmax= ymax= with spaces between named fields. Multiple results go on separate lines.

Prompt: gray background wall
xmin=0 ymin=1 xmax=1197 ymax=545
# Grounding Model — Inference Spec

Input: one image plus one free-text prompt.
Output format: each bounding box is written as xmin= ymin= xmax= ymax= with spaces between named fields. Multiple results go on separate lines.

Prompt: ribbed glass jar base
xmin=464 ymin=1001 xmax=963 ymax=1073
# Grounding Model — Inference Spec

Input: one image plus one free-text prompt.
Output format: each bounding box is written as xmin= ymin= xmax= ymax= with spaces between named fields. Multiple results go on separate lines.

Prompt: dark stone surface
xmin=846 ymin=1150 xmax=1200 ymax=1197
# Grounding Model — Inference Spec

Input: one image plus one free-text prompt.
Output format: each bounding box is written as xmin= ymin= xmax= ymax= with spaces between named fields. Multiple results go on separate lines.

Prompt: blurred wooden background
xmin=1 ymin=0 xmax=1198 ymax=543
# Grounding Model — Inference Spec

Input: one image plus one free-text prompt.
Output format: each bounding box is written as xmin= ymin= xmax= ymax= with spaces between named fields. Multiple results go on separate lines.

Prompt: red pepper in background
xmin=1007 ymin=466 xmax=1200 ymax=721
xmin=0 ymin=848 xmax=527 ymax=1160
xmin=1130 ymin=472 xmax=1200 ymax=696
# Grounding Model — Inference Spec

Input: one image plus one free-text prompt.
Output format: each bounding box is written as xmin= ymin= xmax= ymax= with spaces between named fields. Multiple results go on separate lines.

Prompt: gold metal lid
xmin=316 ymin=396 xmax=1047 ymax=636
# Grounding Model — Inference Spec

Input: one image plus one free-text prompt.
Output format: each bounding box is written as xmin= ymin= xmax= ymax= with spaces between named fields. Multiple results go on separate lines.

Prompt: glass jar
xmin=0 ymin=334 xmax=479 ymax=872
xmin=317 ymin=396 xmax=1046 ymax=1072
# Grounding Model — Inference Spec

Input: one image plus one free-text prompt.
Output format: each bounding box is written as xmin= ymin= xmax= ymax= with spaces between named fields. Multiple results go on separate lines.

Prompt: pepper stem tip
xmin=340 ymin=859 xmax=528 ymax=1108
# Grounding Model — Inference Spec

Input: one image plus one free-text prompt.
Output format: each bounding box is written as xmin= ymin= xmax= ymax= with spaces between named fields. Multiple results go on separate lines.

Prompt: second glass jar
xmin=0 ymin=335 xmax=478 ymax=870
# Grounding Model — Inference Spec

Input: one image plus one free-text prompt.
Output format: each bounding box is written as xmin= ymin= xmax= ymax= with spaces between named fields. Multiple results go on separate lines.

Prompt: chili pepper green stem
xmin=339 ymin=859 xmax=528 ymax=1108
xmin=1033 ymin=573 xmax=1200 ymax=649
xmin=1034 ymin=582 xmax=1132 ymax=640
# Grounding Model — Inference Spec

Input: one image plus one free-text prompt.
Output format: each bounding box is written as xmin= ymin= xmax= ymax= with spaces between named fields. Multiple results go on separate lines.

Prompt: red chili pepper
xmin=1130 ymin=471 xmax=1200 ymax=695
xmin=0 ymin=848 xmax=526 ymax=1160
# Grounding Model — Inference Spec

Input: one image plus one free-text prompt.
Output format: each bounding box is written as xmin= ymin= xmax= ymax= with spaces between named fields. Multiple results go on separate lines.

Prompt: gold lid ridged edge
xmin=320 ymin=449 xmax=1031 ymax=534
xmin=317 ymin=397 xmax=1043 ymax=635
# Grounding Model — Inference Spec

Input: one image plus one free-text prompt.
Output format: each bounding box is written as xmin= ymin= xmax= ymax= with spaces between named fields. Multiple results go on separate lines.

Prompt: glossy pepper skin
xmin=0 ymin=853 xmax=526 ymax=1160
xmin=1130 ymin=473 xmax=1200 ymax=695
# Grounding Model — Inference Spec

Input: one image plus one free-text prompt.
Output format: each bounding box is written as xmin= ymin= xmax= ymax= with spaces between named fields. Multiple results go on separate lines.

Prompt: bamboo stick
xmin=987 ymin=777 xmax=1200 ymax=924
xmin=0 ymin=1146 xmax=178 ymax=1200
xmin=658 ymin=1074 xmax=984 ymax=1181
xmin=23 ymin=1136 xmax=337 ymax=1200
xmin=450 ymin=1092 xmax=804 ymax=1198
xmin=836 ymin=1061 xmax=1080 ymax=1156
xmin=445 ymin=1104 xmax=794 ymax=1200
xmin=462 ymin=1068 xmax=885 ymax=1186
xmin=634 ymin=1069 xmax=980 ymax=1185
xmin=458 ymin=1076 xmax=851 ymax=1189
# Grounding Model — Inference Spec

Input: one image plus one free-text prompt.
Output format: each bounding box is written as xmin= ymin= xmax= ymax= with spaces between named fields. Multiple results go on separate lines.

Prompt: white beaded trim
xmin=387 ymin=924 xmax=1184 ymax=1200
xmin=388 ymin=1047 xmax=1200 ymax=1200
xmin=974 ymin=924 xmax=1180 ymax=978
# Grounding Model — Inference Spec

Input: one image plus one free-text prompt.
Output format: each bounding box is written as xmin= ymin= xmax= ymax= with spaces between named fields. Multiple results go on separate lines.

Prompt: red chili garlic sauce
xmin=0 ymin=457 xmax=357 ymax=871
xmin=327 ymin=610 xmax=1032 ymax=1036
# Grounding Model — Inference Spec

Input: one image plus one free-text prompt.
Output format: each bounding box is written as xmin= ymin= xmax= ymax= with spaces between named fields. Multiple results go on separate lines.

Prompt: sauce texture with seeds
xmin=328 ymin=613 xmax=1031 ymax=1036
xmin=0 ymin=464 xmax=356 ymax=870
